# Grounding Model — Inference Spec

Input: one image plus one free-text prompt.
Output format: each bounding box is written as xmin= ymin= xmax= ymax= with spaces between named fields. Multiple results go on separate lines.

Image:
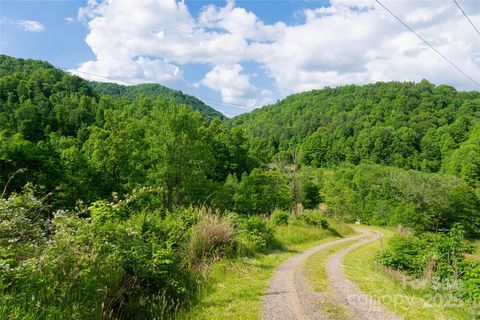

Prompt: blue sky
xmin=1 ymin=0 xmax=480 ymax=116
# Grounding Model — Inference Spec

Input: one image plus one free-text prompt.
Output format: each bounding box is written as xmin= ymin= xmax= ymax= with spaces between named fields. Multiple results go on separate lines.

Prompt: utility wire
xmin=375 ymin=0 xmax=480 ymax=89
xmin=452 ymin=0 xmax=480 ymax=38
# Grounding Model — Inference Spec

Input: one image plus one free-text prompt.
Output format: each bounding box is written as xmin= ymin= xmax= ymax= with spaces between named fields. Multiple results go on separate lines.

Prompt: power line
xmin=452 ymin=0 xmax=480 ymax=38
xmin=375 ymin=0 xmax=480 ymax=89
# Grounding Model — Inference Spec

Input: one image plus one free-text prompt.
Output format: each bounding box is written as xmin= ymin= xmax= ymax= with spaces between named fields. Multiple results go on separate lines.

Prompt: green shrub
xmin=117 ymin=212 xmax=198 ymax=318
xmin=378 ymin=225 xmax=472 ymax=281
xmin=301 ymin=179 xmax=321 ymax=209
xmin=234 ymin=168 xmax=293 ymax=215
xmin=0 ymin=202 xmax=124 ymax=319
xmin=0 ymin=185 xmax=47 ymax=265
xmin=461 ymin=264 xmax=480 ymax=302
xmin=377 ymin=235 xmax=428 ymax=276
xmin=0 ymin=190 xmax=200 ymax=319
xmin=270 ymin=209 xmax=290 ymax=225
xmin=237 ymin=216 xmax=275 ymax=253
xmin=298 ymin=210 xmax=329 ymax=229
xmin=188 ymin=213 xmax=236 ymax=265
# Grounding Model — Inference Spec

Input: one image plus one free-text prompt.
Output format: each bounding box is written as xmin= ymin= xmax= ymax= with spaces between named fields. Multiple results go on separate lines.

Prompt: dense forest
xmin=91 ymin=82 xmax=224 ymax=121
xmin=230 ymin=81 xmax=480 ymax=183
xmin=1 ymin=55 xmax=479 ymax=318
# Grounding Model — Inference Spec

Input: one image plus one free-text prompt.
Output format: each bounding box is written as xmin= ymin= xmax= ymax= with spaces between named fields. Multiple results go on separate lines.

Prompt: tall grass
xmin=188 ymin=212 xmax=236 ymax=266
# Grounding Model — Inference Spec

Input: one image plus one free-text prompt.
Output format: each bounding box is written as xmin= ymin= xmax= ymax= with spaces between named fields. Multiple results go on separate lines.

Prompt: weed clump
xmin=188 ymin=212 xmax=236 ymax=266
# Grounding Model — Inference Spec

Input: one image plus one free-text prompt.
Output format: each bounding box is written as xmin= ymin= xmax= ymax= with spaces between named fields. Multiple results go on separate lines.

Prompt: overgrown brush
xmin=0 ymin=188 xmax=200 ymax=319
xmin=188 ymin=211 xmax=236 ymax=266
xmin=236 ymin=216 xmax=276 ymax=255
xmin=269 ymin=209 xmax=290 ymax=226
xmin=296 ymin=210 xmax=329 ymax=229
xmin=377 ymin=224 xmax=479 ymax=305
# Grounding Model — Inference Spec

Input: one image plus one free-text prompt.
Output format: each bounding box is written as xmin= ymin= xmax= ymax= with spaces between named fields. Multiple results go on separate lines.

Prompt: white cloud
xmin=18 ymin=20 xmax=45 ymax=32
xmin=73 ymin=56 xmax=182 ymax=84
xmin=201 ymin=64 xmax=257 ymax=108
xmin=1 ymin=17 xmax=45 ymax=32
xmin=75 ymin=0 xmax=480 ymax=112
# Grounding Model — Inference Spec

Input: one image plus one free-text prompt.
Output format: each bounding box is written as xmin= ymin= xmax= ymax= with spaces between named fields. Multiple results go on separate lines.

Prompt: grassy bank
xmin=179 ymin=220 xmax=354 ymax=319
xmin=343 ymin=228 xmax=474 ymax=320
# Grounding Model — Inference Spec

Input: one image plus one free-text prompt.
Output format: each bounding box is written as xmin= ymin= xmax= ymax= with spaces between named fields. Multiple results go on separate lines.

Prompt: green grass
xmin=302 ymin=239 xmax=357 ymax=320
xmin=343 ymin=227 xmax=474 ymax=320
xmin=471 ymin=240 xmax=480 ymax=259
xmin=178 ymin=222 xmax=353 ymax=319
xmin=303 ymin=239 xmax=357 ymax=292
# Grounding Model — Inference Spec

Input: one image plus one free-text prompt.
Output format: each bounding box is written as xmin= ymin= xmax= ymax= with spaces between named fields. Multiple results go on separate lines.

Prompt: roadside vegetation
xmin=0 ymin=190 xmax=351 ymax=319
xmin=343 ymin=227 xmax=479 ymax=320
xmin=180 ymin=215 xmax=354 ymax=319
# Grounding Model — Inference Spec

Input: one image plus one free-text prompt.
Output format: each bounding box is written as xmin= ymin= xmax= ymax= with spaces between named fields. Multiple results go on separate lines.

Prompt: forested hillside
xmin=91 ymin=82 xmax=224 ymax=121
xmin=0 ymin=55 xmax=229 ymax=208
xmin=230 ymin=81 xmax=480 ymax=184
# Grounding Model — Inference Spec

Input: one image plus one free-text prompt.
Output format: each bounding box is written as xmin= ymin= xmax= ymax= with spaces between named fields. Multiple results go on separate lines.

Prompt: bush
xmin=270 ymin=209 xmax=290 ymax=225
xmin=117 ymin=212 xmax=198 ymax=318
xmin=0 ymin=190 xmax=200 ymax=319
xmin=188 ymin=212 xmax=236 ymax=265
xmin=234 ymin=168 xmax=293 ymax=215
xmin=377 ymin=235 xmax=428 ymax=277
xmin=461 ymin=264 xmax=480 ymax=302
xmin=301 ymin=179 xmax=321 ymax=209
xmin=378 ymin=225 xmax=472 ymax=281
xmin=0 ymin=184 xmax=47 ymax=265
xmin=237 ymin=216 xmax=275 ymax=253
xmin=298 ymin=210 xmax=329 ymax=229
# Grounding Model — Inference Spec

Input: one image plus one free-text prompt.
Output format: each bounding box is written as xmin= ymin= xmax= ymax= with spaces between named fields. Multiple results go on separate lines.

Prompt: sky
xmin=1 ymin=0 xmax=480 ymax=117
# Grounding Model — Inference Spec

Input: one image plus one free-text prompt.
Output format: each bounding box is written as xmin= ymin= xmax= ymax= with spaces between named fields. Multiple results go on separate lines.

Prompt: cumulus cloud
xmin=1 ymin=17 xmax=45 ymax=32
xmin=201 ymin=63 xmax=257 ymax=108
xmin=75 ymin=0 xmax=480 ymax=112
xmin=74 ymin=56 xmax=182 ymax=85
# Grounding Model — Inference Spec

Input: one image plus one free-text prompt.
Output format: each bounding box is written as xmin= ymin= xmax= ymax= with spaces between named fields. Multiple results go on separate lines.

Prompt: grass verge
xmin=343 ymin=227 xmax=473 ymax=320
xmin=178 ymin=221 xmax=354 ymax=319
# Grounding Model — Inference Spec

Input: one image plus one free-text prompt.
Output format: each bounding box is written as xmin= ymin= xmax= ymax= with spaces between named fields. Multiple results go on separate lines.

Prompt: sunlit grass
xmin=343 ymin=227 xmax=473 ymax=320
xmin=179 ymin=222 xmax=352 ymax=319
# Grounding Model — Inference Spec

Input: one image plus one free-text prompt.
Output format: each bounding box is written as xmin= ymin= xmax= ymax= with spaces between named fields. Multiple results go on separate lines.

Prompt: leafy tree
xmin=301 ymin=179 xmax=321 ymax=209
xmin=83 ymin=109 xmax=148 ymax=196
xmin=235 ymin=168 xmax=293 ymax=215
xmin=146 ymin=101 xmax=213 ymax=211
xmin=443 ymin=124 xmax=480 ymax=185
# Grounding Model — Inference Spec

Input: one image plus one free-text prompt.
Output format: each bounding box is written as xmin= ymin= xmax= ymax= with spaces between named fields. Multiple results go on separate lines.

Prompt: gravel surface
xmin=263 ymin=227 xmax=403 ymax=320
xmin=263 ymin=230 xmax=369 ymax=320
xmin=327 ymin=228 xmax=402 ymax=320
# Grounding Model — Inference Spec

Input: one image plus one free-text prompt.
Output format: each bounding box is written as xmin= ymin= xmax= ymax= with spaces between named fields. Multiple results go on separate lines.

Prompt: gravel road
xmin=327 ymin=229 xmax=402 ymax=320
xmin=263 ymin=230 xmax=368 ymax=320
xmin=263 ymin=227 xmax=402 ymax=320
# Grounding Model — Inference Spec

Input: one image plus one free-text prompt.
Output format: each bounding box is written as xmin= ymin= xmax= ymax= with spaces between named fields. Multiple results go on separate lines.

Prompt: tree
xmin=301 ymin=179 xmax=320 ymax=209
xmin=443 ymin=124 xmax=480 ymax=185
xmin=83 ymin=109 xmax=148 ymax=197
xmin=235 ymin=168 xmax=293 ymax=215
xmin=146 ymin=101 xmax=212 ymax=211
